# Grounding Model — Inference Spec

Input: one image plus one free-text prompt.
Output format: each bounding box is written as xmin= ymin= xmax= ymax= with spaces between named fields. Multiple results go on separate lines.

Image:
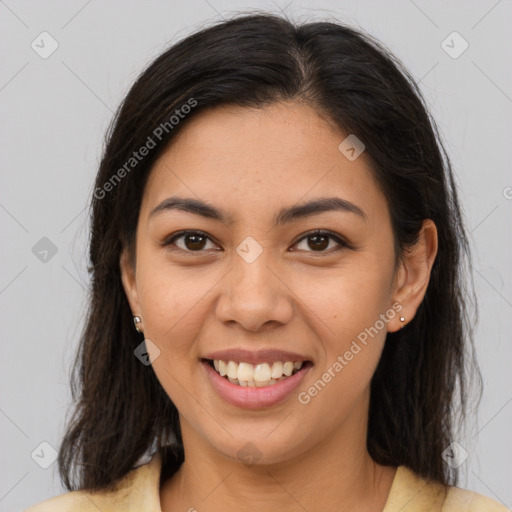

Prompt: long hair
xmin=58 ymin=12 xmax=480 ymax=491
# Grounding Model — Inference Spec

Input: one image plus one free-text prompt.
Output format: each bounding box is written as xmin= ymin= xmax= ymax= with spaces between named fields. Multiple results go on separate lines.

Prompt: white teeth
xmin=237 ymin=362 xmax=254 ymax=382
xmin=271 ymin=361 xmax=283 ymax=379
xmin=210 ymin=359 xmax=305 ymax=387
xmin=283 ymin=361 xmax=294 ymax=376
xmin=226 ymin=361 xmax=238 ymax=379
xmin=254 ymin=363 xmax=272 ymax=382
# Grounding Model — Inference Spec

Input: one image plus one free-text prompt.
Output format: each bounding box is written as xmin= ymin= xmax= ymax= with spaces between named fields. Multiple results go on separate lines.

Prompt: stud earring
xmin=133 ymin=316 xmax=142 ymax=333
xmin=400 ymin=316 xmax=406 ymax=329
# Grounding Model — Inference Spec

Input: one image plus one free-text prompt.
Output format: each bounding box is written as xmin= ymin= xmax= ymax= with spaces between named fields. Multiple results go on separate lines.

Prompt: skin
xmin=120 ymin=101 xmax=438 ymax=512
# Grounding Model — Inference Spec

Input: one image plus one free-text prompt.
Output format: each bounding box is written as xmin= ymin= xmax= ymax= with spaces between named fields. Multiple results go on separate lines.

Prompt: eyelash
xmin=161 ymin=229 xmax=351 ymax=255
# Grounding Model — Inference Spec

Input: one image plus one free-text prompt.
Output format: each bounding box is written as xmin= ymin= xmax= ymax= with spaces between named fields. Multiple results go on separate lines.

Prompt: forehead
xmin=140 ymin=102 xmax=389 ymax=226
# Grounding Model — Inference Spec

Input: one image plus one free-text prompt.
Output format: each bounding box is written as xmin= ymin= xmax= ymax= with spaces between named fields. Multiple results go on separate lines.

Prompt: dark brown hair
xmin=58 ymin=12 xmax=480 ymax=491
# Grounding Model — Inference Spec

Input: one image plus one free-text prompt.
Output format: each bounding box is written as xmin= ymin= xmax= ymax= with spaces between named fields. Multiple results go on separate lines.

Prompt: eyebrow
xmin=149 ymin=195 xmax=367 ymax=225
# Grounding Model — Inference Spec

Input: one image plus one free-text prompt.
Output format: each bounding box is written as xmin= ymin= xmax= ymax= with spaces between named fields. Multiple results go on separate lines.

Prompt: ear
xmin=387 ymin=219 xmax=438 ymax=332
xmin=120 ymin=247 xmax=141 ymax=319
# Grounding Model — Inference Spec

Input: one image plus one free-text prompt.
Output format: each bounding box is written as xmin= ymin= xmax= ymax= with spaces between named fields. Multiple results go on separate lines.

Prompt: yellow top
xmin=25 ymin=451 xmax=509 ymax=511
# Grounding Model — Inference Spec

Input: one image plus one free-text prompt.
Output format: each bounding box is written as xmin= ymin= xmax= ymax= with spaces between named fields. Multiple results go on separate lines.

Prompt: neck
xmin=160 ymin=401 xmax=396 ymax=512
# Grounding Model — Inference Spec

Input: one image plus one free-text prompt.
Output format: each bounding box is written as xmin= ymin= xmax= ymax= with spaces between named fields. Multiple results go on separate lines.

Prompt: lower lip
xmin=201 ymin=360 xmax=312 ymax=410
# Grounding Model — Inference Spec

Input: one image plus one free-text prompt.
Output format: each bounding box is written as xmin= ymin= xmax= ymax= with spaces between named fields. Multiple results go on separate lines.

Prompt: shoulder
xmin=24 ymin=451 xmax=163 ymax=512
xmin=24 ymin=490 xmax=100 ymax=512
xmin=442 ymin=485 xmax=510 ymax=512
xmin=384 ymin=466 xmax=510 ymax=512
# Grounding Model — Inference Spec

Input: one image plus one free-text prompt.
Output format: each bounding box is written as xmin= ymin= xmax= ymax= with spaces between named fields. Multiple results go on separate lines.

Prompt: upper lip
xmin=202 ymin=348 xmax=312 ymax=365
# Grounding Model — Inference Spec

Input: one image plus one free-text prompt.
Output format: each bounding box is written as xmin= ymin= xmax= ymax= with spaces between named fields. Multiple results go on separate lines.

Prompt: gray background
xmin=1 ymin=1 xmax=511 ymax=510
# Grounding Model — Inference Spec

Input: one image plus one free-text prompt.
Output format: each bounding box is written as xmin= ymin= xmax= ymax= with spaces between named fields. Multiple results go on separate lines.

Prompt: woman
xmin=26 ymin=12 xmax=508 ymax=512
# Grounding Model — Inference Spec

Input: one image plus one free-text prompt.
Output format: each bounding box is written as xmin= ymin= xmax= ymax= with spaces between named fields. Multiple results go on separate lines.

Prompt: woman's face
xmin=121 ymin=101 xmax=432 ymax=465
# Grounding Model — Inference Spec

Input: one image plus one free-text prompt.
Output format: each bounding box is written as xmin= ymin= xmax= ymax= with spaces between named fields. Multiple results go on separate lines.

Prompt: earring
xmin=400 ymin=316 xmax=406 ymax=329
xmin=133 ymin=316 xmax=142 ymax=333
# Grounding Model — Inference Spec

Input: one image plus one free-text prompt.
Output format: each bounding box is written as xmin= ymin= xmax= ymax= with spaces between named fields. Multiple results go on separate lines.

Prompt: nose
xmin=215 ymin=248 xmax=294 ymax=332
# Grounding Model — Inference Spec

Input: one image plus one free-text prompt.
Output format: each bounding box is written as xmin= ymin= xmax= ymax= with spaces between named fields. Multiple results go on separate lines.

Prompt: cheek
xmin=292 ymin=257 xmax=394 ymax=340
xmin=292 ymin=257 xmax=394 ymax=402
xmin=294 ymin=275 xmax=390 ymax=430
xmin=136 ymin=262 xmax=208 ymax=409
xmin=136 ymin=255 xmax=206 ymax=352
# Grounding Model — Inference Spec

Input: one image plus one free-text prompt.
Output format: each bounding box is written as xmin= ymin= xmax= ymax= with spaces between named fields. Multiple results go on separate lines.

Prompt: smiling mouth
xmin=202 ymin=358 xmax=313 ymax=387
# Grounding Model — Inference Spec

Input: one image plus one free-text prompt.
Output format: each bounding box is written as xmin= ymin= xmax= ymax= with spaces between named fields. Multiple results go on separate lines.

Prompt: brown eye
xmin=293 ymin=230 xmax=348 ymax=253
xmin=182 ymin=233 xmax=207 ymax=250
xmin=163 ymin=231 xmax=217 ymax=252
xmin=306 ymin=233 xmax=329 ymax=251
